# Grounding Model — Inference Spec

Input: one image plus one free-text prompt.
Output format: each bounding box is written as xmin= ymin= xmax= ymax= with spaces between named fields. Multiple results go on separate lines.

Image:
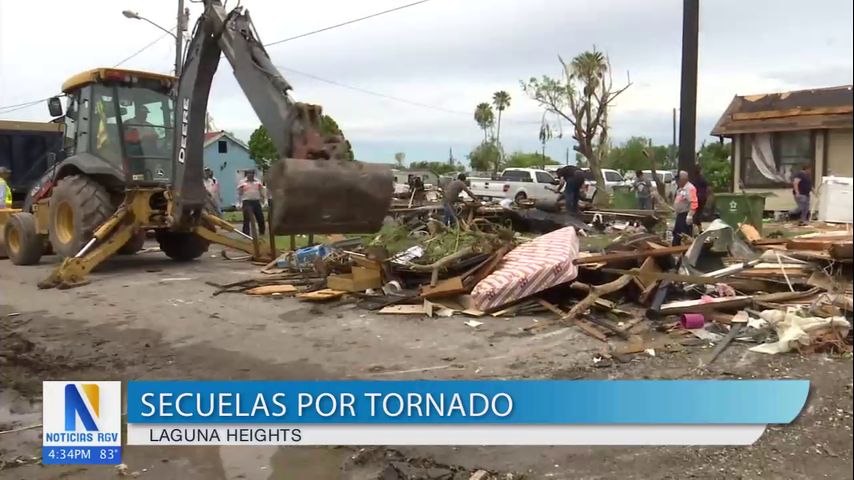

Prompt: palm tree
xmin=569 ymin=50 xmax=607 ymax=95
xmin=394 ymin=152 xmax=406 ymax=168
xmin=492 ymin=91 xmax=511 ymax=171
xmin=473 ymin=103 xmax=495 ymax=142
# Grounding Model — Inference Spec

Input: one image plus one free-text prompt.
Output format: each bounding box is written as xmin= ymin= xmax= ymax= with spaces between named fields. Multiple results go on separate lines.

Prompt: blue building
xmin=203 ymin=131 xmax=256 ymax=208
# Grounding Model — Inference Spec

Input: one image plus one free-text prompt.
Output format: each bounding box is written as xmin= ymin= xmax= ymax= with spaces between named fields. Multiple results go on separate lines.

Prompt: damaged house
xmin=711 ymin=85 xmax=853 ymax=212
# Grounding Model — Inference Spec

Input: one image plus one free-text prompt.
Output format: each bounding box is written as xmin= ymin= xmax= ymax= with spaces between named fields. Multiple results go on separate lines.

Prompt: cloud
xmin=762 ymin=65 xmax=854 ymax=89
xmin=2 ymin=0 xmax=852 ymax=163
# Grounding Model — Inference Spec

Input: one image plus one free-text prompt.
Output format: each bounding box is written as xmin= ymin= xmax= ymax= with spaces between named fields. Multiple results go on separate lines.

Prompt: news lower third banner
xmin=120 ymin=380 xmax=809 ymax=446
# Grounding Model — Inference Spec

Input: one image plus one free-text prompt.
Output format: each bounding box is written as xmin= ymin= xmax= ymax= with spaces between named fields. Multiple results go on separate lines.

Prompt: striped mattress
xmin=471 ymin=226 xmax=580 ymax=311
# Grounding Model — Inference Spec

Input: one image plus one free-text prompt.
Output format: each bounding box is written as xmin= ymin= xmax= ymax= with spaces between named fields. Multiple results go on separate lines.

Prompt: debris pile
xmin=210 ymin=194 xmax=852 ymax=360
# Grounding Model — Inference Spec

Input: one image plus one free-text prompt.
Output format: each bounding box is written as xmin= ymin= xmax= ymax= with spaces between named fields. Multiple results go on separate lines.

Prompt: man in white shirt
xmin=237 ymin=170 xmax=266 ymax=235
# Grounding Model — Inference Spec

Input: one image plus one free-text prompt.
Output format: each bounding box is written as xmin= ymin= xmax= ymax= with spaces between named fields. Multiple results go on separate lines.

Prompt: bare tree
xmin=522 ymin=48 xmax=631 ymax=203
xmin=394 ymin=152 xmax=406 ymax=168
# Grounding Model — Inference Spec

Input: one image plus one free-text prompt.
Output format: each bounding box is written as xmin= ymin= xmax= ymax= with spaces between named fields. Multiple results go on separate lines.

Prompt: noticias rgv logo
xmin=65 ymin=384 xmax=100 ymax=432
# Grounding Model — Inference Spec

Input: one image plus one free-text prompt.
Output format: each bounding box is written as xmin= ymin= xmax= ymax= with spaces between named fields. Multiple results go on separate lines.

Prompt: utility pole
xmin=672 ymin=107 xmax=678 ymax=164
xmin=678 ymin=0 xmax=699 ymax=173
xmin=565 ymin=147 xmax=569 ymax=165
xmin=175 ymin=0 xmax=188 ymax=76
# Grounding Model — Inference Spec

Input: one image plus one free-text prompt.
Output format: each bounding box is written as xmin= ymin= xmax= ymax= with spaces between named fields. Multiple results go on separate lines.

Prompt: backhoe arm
xmin=172 ymin=0 xmax=391 ymax=234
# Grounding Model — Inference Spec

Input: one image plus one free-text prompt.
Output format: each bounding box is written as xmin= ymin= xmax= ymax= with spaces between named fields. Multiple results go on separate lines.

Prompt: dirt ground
xmin=1 ymin=244 xmax=852 ymax=479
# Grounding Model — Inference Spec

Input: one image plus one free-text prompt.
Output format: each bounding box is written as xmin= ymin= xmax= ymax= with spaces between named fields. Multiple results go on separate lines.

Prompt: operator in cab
xmin=442 ymin=173 xmax=477 ymax=226
xmin=126 ymin=105 xmax=157 ymax=140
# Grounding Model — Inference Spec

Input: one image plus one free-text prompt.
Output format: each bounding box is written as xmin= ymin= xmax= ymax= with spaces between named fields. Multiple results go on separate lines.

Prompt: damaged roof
xmin=710 ymin=85 xmax=853 ymax=136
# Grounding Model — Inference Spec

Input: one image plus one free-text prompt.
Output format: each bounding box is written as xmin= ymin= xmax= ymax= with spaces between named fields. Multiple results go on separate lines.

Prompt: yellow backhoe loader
xmin=1 ymin=0 xmax=392 ymax=288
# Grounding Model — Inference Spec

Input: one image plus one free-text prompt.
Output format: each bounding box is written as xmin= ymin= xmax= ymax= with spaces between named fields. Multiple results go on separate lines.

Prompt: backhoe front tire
xmin=3 ymin=212 xmax=44 ymax=265
xmin=156 ymin=231 xmax=209 ymax=262
xmin=48 ymin=175 xmax=113 ymax=258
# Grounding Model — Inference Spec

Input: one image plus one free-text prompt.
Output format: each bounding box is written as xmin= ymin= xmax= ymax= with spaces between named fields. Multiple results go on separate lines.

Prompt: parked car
xmin=573 ymin=168 xmax=626 ymax=201
xmin=468 ymin=168 xmax=560 ymax=203
xmin=624 ymin=169 xmax=677 ymax=201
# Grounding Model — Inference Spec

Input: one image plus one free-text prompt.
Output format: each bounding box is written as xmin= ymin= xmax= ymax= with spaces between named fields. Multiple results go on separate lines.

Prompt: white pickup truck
xmin=469 ymin=168 xmax=560 ymax=203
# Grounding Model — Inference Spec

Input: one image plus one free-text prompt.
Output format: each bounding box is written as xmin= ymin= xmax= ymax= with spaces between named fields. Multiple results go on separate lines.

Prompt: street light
xmin=121 ymin=4 xmax=188 ymax=76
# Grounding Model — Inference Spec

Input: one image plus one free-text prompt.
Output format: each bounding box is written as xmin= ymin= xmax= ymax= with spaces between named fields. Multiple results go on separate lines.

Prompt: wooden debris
xmin=705 ymin=324 xmax=742 ymax=365
xmin=297 ymin=289 xmax=346 ymax=302
xmin=246 ymin=284 xmax=298 ymax=295
xmin=563 ymin=274 xmax=634 ymax=322
xmin=739 ymin=223 xmax=762 ymax=243
xmin=574 ymin=320 xmax=608 ymax=342
xmin=420 ymin=276 xmax=467 ymax=298
xmin=327 ymin=267 xmax=382 ymax=292
xmin=573 ymin=245 xmax=691 ymax=265
xmin=378 ymin=304 xmax=429 ymax=315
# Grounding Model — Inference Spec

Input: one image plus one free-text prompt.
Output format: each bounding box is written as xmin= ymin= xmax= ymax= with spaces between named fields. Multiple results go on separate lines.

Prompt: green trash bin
xmin=611 ymin=185 xmax=637 ymax=209
xmin=713 ymin=193 xmax=766 ymax=234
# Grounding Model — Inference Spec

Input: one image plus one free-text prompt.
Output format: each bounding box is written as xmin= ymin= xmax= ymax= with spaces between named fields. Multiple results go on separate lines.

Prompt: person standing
xmin=690 ymin=165 xmax=711 ymax=231
xmin=792 ymin=164 xmax=812 ymax=225
xmin=671 ymin=171 xmax=698 ymax=246
xmin=633 ymin=170 xmax=653 ymax=210
xmin=442 ymin=173 xmax=477 ymax=226
xmin=203 ymin=167 xmax=222 ymax=217
xmin=553 ymin=166 xmax=581 ymax=214
xmin=0 ymin=166 xmax=12 ymax=208
xmin=237 ymin=170 xmax=266 ymax=236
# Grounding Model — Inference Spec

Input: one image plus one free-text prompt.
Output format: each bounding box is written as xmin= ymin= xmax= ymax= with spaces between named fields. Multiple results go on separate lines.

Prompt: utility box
xmin=714 ymin=193 xmax=767 ymax=234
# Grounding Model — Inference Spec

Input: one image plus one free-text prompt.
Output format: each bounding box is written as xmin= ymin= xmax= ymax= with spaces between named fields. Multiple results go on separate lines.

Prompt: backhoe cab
xmin=3 ymin=0 xmax=393 ymax=289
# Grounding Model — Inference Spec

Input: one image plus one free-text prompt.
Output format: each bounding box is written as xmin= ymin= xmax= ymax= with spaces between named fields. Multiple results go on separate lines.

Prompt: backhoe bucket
xmin=267 ymin=158 xmax=393 ymax=235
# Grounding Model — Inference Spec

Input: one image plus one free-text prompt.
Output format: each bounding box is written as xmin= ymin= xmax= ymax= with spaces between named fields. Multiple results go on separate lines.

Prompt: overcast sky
xmin=1 ymin=0 xmax=852 ymax=165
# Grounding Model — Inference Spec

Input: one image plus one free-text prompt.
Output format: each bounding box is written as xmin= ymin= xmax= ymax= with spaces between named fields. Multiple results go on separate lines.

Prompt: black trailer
xmin=0 ymin=119 xmax=64 ymax=207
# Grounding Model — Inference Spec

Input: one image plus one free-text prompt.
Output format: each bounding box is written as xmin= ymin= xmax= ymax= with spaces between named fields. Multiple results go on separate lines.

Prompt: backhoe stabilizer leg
xmin=38 ymin=216 xmax=136 ymax=290
xmin=194 ymin=215 xmax=272 ymax=261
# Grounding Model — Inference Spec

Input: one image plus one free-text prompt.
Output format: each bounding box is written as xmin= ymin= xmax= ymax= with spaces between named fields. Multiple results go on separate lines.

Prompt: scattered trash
xmin=465 ymin=320 xmax=484 ymax=328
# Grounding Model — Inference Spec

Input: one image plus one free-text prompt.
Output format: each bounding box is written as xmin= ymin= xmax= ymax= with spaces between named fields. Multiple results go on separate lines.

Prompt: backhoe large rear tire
xmin=155 ymin=231 xmax=209 ymax=262
xmin=3 ymin=212 xmax=44 ymax=265
xmin=48 ymin=175 xmax=113 ymax=258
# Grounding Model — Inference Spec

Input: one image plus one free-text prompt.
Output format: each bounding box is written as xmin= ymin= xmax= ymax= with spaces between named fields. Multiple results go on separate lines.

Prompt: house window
xmin=218 ymin=140 xmax=228 ymax=154
xmin=740 ymin=131 xmax=814 ymax=187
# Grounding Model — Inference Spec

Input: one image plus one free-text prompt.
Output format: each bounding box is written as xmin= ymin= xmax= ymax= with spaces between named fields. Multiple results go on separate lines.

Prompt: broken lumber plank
xmin=573 ymin=245 xmax=690 ymax=265
xmin=705 ymin=324 xmax=742 ymax=365
xmin=378 ymin=304 xmax=429 ymax=315
xmin=574 ymin=320 xmax=608 ymax=342
xmin=296 ymin=289 xmax=346 ymax=302
xmin=602 ymin=268 xmax=745 ymax=285
xmin=584 ymin=315 xmax=630 ymax=340
xmin=739 ymin=223 xmax=762 ymax=243
xmin=659 ymin=296 xmax=752 ymax=314
xmin=537 ymin=299 xmax=566 ymax=317
xmin=246 ymin=284 xmax=298 ymax=295
xmin=561 ymin=274 xmax=634 ymax=323
xmin=420 ymin=276 xmax=467 ymax=299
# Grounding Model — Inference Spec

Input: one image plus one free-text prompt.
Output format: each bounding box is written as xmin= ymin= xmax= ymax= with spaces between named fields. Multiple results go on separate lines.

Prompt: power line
xmin=0 ymin=97 xmax=53 ymax=114
xmin=264 ymin=0 xmax=433 ymax=47
xmin=114 ymin=30 xmax=174 ymax=67
xmin=279 ymin=65 xmax=541 ymax=125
